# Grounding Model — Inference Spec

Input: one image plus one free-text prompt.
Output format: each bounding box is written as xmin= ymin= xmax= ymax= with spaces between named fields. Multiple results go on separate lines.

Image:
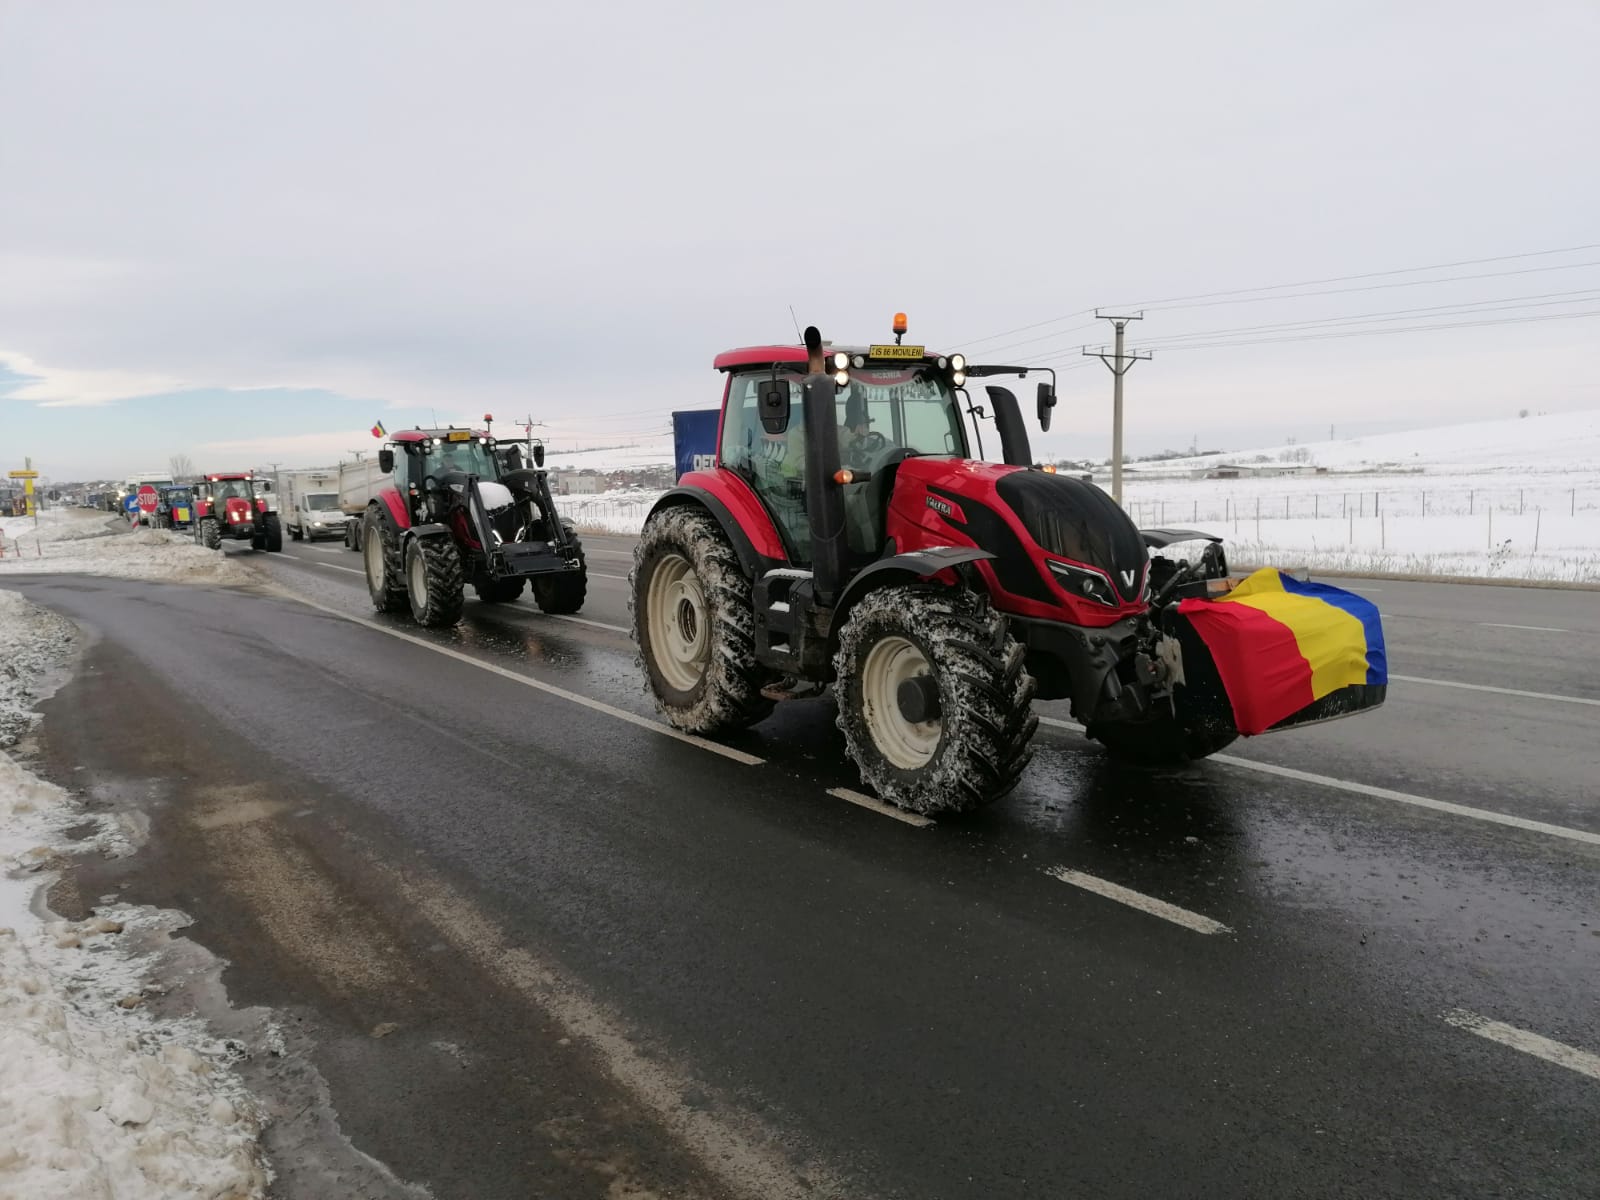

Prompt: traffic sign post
xmin=8 ymin=468 xmax=40 ymax=524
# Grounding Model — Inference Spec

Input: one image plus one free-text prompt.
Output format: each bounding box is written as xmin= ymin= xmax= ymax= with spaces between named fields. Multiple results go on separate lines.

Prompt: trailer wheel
xmin=263 ymin=514 xmax=284 ymax=552
xmin=531 ymin=535 xmax=587 ymax=614
xmin=1087 ymin=717 xmax=1236 ymax=765
xmin=475 ymin=577 xmax=526 ymax=604
xmin=199 ymin=518 xmax=222 ymax=550
xmin=834 ymin=585 xmax=1038 ymax=815
xmin=290 ymin=524 xmax=303 ymax=542
xmin=405 ymin=535 xmax=465 ymax=627
xmin=363 ymin=509 xmax=407 ymax=613
xmin=631 ymin=506 xmax=772 ymax=733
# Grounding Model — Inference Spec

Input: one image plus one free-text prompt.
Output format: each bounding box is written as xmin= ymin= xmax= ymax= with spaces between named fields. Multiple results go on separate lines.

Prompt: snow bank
xmin=562 ymin=488 xmax=667 ymax=535
xmin=1 ymin=589 xmax=269 ymax=1198
xmin=0 ymin=515 xmax=255 ymax=587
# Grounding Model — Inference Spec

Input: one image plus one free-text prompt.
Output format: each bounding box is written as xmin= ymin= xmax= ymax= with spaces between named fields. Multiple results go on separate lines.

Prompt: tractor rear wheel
xmin=199 ymin=518 xmax=222 ymax=550
xmin=475 ymin=577 xmax=526 ymax=604
xmin=405 ymin=535 xmax=465 ymax=627
xmin=363 ymin=509 xmax=407 ymax=613
xmin=834 ymin=585 xmax=1038 ymax=816
xmin=263 ymin=513 xmax=284 ymax=552
xmin=531 ymin=535 xmax=587 ymax=614
xmin=631 ymin=506 xmax=772 ymax=733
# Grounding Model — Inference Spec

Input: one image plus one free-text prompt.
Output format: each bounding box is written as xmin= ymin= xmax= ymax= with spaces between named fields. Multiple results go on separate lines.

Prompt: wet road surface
xmin=9 ymin=538 xmax=1600 ymax=1199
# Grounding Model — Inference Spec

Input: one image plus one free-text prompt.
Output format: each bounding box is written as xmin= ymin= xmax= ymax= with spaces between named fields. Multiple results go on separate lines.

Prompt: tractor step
xmin=760 ymin=676 xmax=828 ymax=703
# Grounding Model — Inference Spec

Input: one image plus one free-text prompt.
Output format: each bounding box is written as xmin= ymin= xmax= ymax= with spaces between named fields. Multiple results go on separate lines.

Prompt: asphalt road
xmin=10 ymin=535 xmax=1600 ymax=1199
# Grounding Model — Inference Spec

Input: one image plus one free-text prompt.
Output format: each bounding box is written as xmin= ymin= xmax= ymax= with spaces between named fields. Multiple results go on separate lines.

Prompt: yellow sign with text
xmin=8 ymin=470 xmax=39 ymax=479
xmin=867 ymin=344 xmax=925 ymax=360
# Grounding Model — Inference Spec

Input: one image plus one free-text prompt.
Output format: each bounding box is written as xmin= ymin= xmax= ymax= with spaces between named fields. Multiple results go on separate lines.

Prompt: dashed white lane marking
xmin=589 ymin=571 xmax=629 ymax=582
xmin=1389 ymin=673 xmax=1600 ymax=709
xmin=551 ymin=613 xmax=629 ymax=634
xmin=1443 ymin=1010 xmax=1600 ymax=1082
xmin=275 ymin=591 xmax=765 ymax=765
xmin=1035 ymin=715 xmax=1600 ymax=847
xmin=1478 ymin=622 xmax=1569 ymax=633
xmin=1045 ymin=867 xmax=1231 ymax=935
xmin=307 ymin=560 xmax=364 ymax=575
xmin=825 ymin=787 xmax=935 ymax=828
xmin=305 ymin=544 xmax=347 ymax=555
xmin=586 ymin=549 xmax=634 ymax=560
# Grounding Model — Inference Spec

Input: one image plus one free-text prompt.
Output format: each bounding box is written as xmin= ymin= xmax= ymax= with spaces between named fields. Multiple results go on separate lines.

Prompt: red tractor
xmin=360 ymin=426 xmax=587 ymax=627
xmin=192 ymin=473 xmax=283 ymax=552
xmin=631 ymin=322 xmax=1385 ymax=815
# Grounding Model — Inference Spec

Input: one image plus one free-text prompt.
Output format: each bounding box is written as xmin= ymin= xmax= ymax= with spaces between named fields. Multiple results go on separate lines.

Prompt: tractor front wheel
xmin=531 ymin=534 xmax=587 ymax=614
xmin=199 ymin=518 xmax=222 ymax=550
xmin=631 ymin=506 xmax=772 ymax=733
xmin=405 ymin=535 xmax=465 ymax=627
xmin=263 ymin=514 xmax=284 ymax=552
xmin=834 ymin=585 xmax=1038 ymax=816
xmin=475 ymin=577 xmax=526 ymax=604
xmin=363 ymin=509 xmax=407 ymax=613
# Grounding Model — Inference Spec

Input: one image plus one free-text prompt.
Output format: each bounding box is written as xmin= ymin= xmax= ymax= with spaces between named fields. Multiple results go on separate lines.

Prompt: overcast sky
xmin=3 ymin=1 xmax=1598 ymax=480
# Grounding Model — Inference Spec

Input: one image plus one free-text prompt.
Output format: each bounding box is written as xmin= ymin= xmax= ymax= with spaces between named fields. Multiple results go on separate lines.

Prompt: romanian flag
xmin=1177 ymin=568 xmax=1386 ymax=735
xmin=371 ymin=420 xmax=387 ymax=438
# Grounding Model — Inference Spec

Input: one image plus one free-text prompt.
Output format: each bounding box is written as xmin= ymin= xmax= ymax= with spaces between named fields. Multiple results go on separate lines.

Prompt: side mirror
xmin=377 ymin=448 xmax=395 ymax=474
xmin=260 ymin=480 xmax=273 ymax=492
xmin=758 ymin=379 xmax=792 ymax=434
xmin=1037 ymin=381 xmax=1058 ymax=433
xmin=533 ymin=443 xmax=546 ymax=468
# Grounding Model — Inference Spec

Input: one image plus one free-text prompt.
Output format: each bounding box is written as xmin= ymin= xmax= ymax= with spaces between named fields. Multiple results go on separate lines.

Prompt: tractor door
xmin=720 ymin=370 xmax=813 ymax=562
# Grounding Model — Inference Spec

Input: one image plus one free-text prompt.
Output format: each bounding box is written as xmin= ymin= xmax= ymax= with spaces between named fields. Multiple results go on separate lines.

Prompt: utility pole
xmin=1083 ymin=311 xmax=1151 ymax=504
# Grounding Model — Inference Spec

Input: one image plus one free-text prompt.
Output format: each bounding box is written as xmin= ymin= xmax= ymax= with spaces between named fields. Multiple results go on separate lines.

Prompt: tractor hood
xmin=991 ymin=469 xmax=1148 ymax=602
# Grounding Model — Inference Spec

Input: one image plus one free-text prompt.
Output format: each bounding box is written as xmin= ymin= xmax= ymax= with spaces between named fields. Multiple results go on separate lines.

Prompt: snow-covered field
xmin=0 ymin=589 xmax=269 ymax=1198
xmin=0 ymin=508 xmax=256 ymax=586
xmin=557 ymin=410 xmax=1600 ymax=581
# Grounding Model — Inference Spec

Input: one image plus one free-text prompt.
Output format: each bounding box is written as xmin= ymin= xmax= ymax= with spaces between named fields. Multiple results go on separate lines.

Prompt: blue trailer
xmin=671 ymin=409 xmax=720 ymax=482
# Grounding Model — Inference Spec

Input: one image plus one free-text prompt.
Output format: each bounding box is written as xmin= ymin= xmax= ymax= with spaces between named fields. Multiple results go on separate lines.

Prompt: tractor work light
xmin=832 ymin=351 xmax=849 ymax=371
xmin=952 ymin=370 xmax=967 ymax=387
xmin=834 ymin=370 xmax=850 ymax=386
xmin=950 ymin=354 xmax=966 ymax=373
xmin=852 ymin=354 xmax=865 ymax=368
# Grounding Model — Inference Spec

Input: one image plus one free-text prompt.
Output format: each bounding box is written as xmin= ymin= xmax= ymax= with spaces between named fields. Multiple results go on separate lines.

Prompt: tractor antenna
xmin=431 ymin=408 xmax=440 ymax=427
xmin=788 ymin=305 xmax=802 ymax=342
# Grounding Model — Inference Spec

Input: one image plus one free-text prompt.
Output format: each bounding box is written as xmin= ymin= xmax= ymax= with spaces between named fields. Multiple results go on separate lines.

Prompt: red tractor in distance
xmin=360 ymin=426 xmax=587 ymax=627
xmin=631 ymin=322 xmax=1382 ymax=815
xmin=192 ymin=473 xmax=283 ymax=552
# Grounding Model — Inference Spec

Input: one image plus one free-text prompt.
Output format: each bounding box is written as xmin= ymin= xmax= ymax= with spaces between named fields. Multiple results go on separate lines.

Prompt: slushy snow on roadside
xmin=0 ymin=588 xmax=269 ymax=1198
xmin=0 ymin=508 xmax=255 ymax=586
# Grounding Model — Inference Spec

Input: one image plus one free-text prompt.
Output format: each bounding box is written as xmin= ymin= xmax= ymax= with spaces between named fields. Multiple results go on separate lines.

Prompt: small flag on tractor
xmin=371 ymin=420 xmax=387 ymax=438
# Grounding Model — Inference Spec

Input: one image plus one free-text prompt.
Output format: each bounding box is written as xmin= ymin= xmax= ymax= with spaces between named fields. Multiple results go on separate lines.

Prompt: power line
xmin=1137 ymin=289 xmax=1600 ymax=348
xmin=1112 ymin=240 xmax=1600 ymax=310
xmin=950 ymin=240 xmax=1600 ymax=348
xmin=1151 ymin=307 xmax=1600 ymax=353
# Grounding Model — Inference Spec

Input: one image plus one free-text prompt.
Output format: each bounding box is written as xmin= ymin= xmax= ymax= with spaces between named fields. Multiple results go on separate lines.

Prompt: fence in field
xmin=1122 ymin=485 xmax=1598 ymax=527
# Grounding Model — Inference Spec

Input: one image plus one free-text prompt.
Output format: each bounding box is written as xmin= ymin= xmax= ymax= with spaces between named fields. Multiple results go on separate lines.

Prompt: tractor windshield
xmin=210 ymin=480 xmax=256 ymax=503
xmin=421 ymin=439 xmax=498 ymax=479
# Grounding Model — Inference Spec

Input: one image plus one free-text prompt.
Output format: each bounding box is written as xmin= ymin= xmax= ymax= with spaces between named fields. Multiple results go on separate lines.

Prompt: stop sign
xmin=137 ymin=485 xmax=159 ymax=514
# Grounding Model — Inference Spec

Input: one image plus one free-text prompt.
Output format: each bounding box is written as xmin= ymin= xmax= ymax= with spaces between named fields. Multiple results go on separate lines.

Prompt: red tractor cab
xmin=360 ymin=426 xmax=587 ymax=627
xmin=192 ymin=473 xmax=282 ymax=552
xmin=631 ymin=322 xmax=1386 ymax=815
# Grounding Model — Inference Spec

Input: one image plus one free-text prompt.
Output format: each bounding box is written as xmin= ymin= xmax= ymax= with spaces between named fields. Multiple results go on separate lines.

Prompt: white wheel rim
xmin=408 ymin=546 xmax=427 ymax=603
xmin=861 ymin=636 xmax=941 ymax=770
xmin=365 ymin=530 xmax=386 ymax=591
xmin=647 ymin=552 xmax=709 ymax=692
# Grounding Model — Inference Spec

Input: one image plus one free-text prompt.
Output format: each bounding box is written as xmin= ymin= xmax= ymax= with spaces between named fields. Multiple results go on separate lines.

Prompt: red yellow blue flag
xmin=1177 ymin=568 xmax=1386 ymax=735
xmin=371 ymin=420 xmax=387 ymax=438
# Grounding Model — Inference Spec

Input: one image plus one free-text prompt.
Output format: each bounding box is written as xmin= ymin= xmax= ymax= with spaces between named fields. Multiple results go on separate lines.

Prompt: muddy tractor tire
xmin=263 ymin=513 xmax=284 ymax=552
xmin=475 ymin=577 xmax=527 ymax=604
xmin=199 ymin=517 xmax=222 ymax=550
xmin=834 ymin=585 xmax=1038 ymax=816
xmin=630 ymin=506 xmax=773 ymax=733
xmin=1087 ymin=716 xmax=1237 ymax=766
xmin=405 ymin=535 xmax=465 ymax=627
xmin=531 ymin=535 xmax=587 ymax=614
xmin=362 ymin=509 xmax=408 ymax=614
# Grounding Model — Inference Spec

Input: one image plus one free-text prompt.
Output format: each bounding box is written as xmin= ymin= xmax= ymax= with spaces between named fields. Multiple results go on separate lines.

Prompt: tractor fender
xmin=829 ymin=546 xmax=996 ymax=638
xmin=401 ymin=522 xmax=451 ymax=543
xmin=646 ymin=485 xmax=783 ymax=579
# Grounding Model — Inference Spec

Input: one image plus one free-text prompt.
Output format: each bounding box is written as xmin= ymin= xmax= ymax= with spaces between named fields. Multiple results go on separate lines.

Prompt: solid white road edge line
xmin=1443 ymin=1010 xmax=1600 ymax=1082
xmin=1389 ymin=673 xmax=1600 ymax=708
xmin=825 ymin=787 xmax=935 ymax=828
xmin=1035 ymin=715 xmax=1600 ymax=847
xmin=1045 ymin=867 xmax=1232 ymax=935
xmin=1478 ymin=622 xmax=1569 ymax=633
xmin=276 ymin=591 xmax=765 ymax=766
